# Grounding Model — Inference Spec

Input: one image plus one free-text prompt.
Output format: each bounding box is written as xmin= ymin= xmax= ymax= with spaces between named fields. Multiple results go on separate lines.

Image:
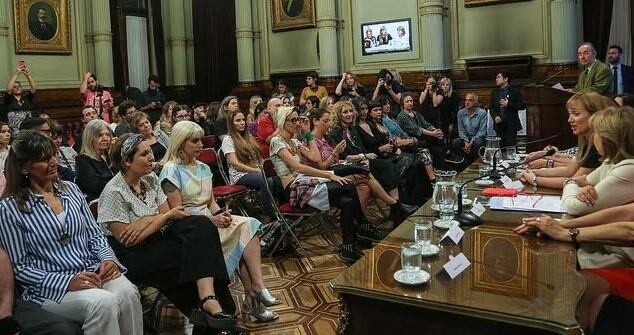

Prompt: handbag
xmin=330 ymin=162 xmax=370 ymax=176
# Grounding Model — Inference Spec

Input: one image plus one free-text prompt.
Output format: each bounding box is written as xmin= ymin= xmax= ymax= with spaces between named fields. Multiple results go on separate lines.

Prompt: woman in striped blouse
xmin=0 ymin=130 xmax=143 ymax=335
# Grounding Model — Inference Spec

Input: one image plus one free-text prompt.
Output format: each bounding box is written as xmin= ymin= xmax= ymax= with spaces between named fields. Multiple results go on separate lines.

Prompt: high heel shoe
xmin=241 ymin=298 xmax=278 ymax=322
xmin=190 ymin=295 xmax=237 ymax=329
xmin=254 ymin=288 xmax=280 ymax=306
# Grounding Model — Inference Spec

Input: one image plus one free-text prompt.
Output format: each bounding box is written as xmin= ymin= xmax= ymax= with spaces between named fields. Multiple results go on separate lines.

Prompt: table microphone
xmin=490 ymin=134 xmax=559 ymax=179
xmin=455 ymin=148 xmax=557 ymax=227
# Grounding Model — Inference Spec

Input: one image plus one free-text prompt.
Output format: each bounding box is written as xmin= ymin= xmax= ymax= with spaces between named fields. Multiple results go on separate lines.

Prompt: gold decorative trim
xmin=271 ymin=0 xmax=316 ymax=32
xmin=13 ymin=0 xmax=72 ymax=54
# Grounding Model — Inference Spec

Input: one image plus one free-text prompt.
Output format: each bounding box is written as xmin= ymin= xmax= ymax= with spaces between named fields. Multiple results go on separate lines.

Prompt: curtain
xmin=126 ymin=16 xmax=150 ymax=90
xmin=608 ymin=0 xmax=632 ymax=65
xmin=583 ymin=0 xmax=614 ymax=58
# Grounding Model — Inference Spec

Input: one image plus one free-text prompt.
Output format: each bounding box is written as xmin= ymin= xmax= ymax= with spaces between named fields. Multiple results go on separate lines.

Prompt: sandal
xmin=189 ymin=295 xmax=237 ymax=329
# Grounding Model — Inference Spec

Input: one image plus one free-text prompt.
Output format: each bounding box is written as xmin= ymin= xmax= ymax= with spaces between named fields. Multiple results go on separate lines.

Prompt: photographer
xmin=419 ymin=76 xmax=444 ymax=129
xmin=371 ymin=69 xmax=404 ymax=117
xmin=139 ymin=75 xmax=166 ymax=125
xmin=79 ymin=72 xmax=113 ymax=123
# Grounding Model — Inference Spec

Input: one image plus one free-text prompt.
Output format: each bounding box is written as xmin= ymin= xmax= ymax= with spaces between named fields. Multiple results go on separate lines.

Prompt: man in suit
xmin=490 ymin=72 xmax=525 ymax=147
xmin=606 ymin=45 xmax=634 ymax=95
xmin=573 ymin=42 xmax=613 ymax=95
xmin=28 ymin=8 xmax=56 ymax=41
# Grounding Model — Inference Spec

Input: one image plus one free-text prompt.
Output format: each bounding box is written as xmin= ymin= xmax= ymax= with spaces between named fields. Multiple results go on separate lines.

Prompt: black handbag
xmin=330 ymin=162 xmax=370 ymax=176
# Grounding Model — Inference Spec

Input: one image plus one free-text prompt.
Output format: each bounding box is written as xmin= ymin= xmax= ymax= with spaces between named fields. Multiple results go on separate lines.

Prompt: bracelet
xmin=212 ymin=209 xmax=223 ymax=216
xmin=546 ymin=159 xmax=554 ymax=168
xmin=530 ymin=175 xmax=538 ymax=186
xmin=563 ymin=177 xmax=578 ymax=187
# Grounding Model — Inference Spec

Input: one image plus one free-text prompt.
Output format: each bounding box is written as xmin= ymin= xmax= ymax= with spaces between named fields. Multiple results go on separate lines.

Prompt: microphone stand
xmin=456 ymin=148 xmax=557 ymax=226
xmin=490 ymin=134 xmax=559 ymax=179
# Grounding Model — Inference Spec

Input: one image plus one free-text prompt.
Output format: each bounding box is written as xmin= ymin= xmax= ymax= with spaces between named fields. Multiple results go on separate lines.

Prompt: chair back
xmin=197 ymin=148 xmax=218 ymax=166
xmin=88 ymin=199 xmax=99 ymax=220
xmin=215 ymin=148 xmax=233 ymax=185
xmin=259 ymin=158 xmax=283 ymax=220
xmin=202 ymin=135 xmax=217 ymax=149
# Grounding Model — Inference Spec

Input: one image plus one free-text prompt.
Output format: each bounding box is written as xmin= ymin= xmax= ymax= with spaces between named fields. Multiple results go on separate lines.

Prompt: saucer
xmin=419 ymin=244 xmax=440 ymax=257
xmin=393 ymin=269 xmax=431 ymax=285
xmin=475 ymin=179 xmax=495 ymax=186
xmin=433 ymin=219 xmax=460 ymax=229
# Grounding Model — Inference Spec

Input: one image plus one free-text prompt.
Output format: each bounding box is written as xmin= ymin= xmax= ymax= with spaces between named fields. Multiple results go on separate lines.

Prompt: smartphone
xmin=18 ymin=60 xmax=26 ymax=71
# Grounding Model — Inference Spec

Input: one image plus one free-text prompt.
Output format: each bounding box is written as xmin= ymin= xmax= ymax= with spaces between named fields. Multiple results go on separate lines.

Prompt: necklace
xmin=129 ymin=182 xmax=147 ymax=202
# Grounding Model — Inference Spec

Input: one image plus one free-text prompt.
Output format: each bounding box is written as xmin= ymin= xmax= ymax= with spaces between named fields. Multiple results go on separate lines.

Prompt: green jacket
xmin=574 ymin=60 xmax=614 ymax=95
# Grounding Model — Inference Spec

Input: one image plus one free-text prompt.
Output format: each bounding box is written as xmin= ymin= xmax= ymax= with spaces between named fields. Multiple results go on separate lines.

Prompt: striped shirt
xmin=0 ymin=181 xmax=124 ymax=305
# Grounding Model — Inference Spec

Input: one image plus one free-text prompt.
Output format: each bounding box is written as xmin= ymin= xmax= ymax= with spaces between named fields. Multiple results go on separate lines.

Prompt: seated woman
xmin=160 ymin=121 xmax=279 ymax=322
xmin=127 ymin=111 xmax=170 ymax=167
xmin=520 ymin=92 xmax=615 ymax=189
xmin=248 ymin=95 xmax=263 ymax=126
xmin=98 ymin=134 xmax=237 ymax=331
xmin=249 ymin=102 xmax=268 ymax=136
xmin=172 ymin=104 xmax=192 ymax=123
xmin=398 ymin=93 xmax=446 ymax=167
xmin=75 ymin=119 xmax=116 ymax=201
xmin=304 ymin=106 xmax=417 ymax=224
xmin=0 ymin=122 xmax=11 ymax=171
xmin=155 ymin=100 xmax=177 ymax=135
xmin=270 ymin=107 xmax=384 ymax=261
xmin=559 ymin=106 xmax=634 ymax=216
xmin=0 ymin=130 xmax=143 ymax=335
xmin=222 ymin=110 xmax=283 ymax=219
xmin=357 ymin=99 xmax=434 ymax=205
xmin=319 ymin=95 xmax=337 ymax=112
xmin=50 ymin=120 xmax=78 ymax=173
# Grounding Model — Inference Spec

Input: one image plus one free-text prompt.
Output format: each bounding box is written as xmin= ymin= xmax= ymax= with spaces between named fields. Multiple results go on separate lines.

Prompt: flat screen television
xmin=361 ymin=18 xmax=412 ymax=56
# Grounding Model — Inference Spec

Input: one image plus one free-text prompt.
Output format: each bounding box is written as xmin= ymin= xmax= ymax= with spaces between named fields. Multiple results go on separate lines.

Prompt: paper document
xmin=489 ymin=195 xmax=566 ymax=213
xmin=552 ymin=83 xmax=566 ymax=91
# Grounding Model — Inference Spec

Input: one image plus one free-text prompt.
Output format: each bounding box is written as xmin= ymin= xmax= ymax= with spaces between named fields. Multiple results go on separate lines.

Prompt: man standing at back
xmin=490 ymin=72 xmax=524 ymax=147
xmin=572 ymin=42 xmax=613 ymax=95
xmin=256 ymin=98 xmax=283 ymax=158
xmin=139 ymin=75 xmax=166 ymax=125
xmin=606 ymin=45 xmax=634 ymax=95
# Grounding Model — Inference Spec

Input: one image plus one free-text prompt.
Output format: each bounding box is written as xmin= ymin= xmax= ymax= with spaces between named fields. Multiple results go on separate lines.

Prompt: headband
xmin=120 ymin=134 xmax=145 ymax=158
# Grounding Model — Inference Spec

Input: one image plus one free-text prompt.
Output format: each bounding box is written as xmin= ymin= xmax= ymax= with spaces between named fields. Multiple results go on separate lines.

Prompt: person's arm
xmin=75 ymin=157 xmax=107 ymax=198
xmin=534 ymin=162 xmax=582 ymax=177
xmin=473 ymin=113 xmax=488 ymax=142
xmin=386 ymin=85 xmax=402 ymax=104
xmin=225 ymin=152 xmax=258 ymax=173
xmin=396 ymin=113 xmax=424 ymax=137
xmin=277 ymin=145 xmax=340 ymax=181
xmin=23 ymin=69 xmax=36 ymax=94
xmin=457 ymin=114 xmax=469 ymax=141
xmin=108 ymin=212 xmax=170 ymax=246
xmin=0 ymin=247 xmax=15 ymax=320
xmin=432 ymin=91 xmax=443 ymax=107
xmin=335 ymin=74 xmax=346 ymax=96
xmin=5 ymin=69 xmax=19 ymax=93
xmin=563 ymin=203 xmax=634 ymax=228
xmin=507 ymin=87 xmax=525 ymax=111
xmin=79 ymin=72 xmax=91 ymax=95
xmin=299 ymin=88 xmax=308 ymax=106
xmin=372 ymin=78 xmax=384 ymax=100
xmin=419 ymin=88 xmax=429 ymax=105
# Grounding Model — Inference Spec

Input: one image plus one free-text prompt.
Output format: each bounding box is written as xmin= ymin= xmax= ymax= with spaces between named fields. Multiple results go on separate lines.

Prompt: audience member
xmin=272 ymin=79 xmax=294 ymax=102
xmin=248 ymin=95 xmax=263 ymax=126
xmin=75 ymin=119 xmax=116 ymax=201
xmin=335 ymin=71 xmax=366 ymax=99
xmin=559 ymin=107 xmax=634 ymax=216
xmin=304 ymin=95 xmax=320 ymax=114
xmin=20 ymin=118 xmax=75 ymax=182
xmin=256 ymin=98 xmax=282 ymax=157
xmin=160 ymin=121 xmax=279 ymax=322
xmin=79 ymin=72 xmax=113 ymax=122
xmin=156 ymin=100 xmax=177 ymax=135
xmin=0 ymin=123 xmax=10 ymax=171
xmin=397 ymin=93 xmax=445 ymax=168
xmin=377 ymin=96 xmax=408 ymax=138
xmin=50 ymin=120 xmax=77 ymax=173
xmin=0 ymin=130 xmax=143 ymax=334
xmin=98 ymin=134 xmax=237 ymax=331
xmin=109 ymin=105 xmax=120 ymax=132
xmin=571 ymin=42 xmax=613 ymax=95
xmin=128 ymin=111 xmax=170 ymax=166
xmin=139 ymin=75 xmax=166 ymax=125
xmin=172 ymin=104 xmax=192 ymax=124
xmin=299 ymin=71 xmax=328 ymax=107
xmin=269 ymin=107 xmax=384 ymax=261
xmin=520 ymin=92 xmax=615 ymax=189
xmin=372 ymin=69 xmax=404 ymax=116
xmin=113 ymin=100 xmax=137 ymax=137
xmin=319 ymin=95 xmax=337 ymax=112
xmin=192 ymin=103 xmax=214 ymax=136
xmin=437 ymin=77 xmax=459 ymax=145
xmin=222 ymin=111 xmax=283 ymax=219
xmin=448 ymin=93 xmax=488 ymax=164
xmin=419 ymin=76 xmax=443 ymax=128
xmin=606 ymin=45 xmax=634 ymax=95
xmin=72 ymin=105 xmax=99 ymax=152
xmin=0 ymin=246 xmax=82 ymax=335
xmin=490 ymin=72 xmax=525 ymax=146
xmin=250 ymin=102 xmax=267 ymax=136
xmin=282 ymin=96 xmax=293 ymax=106
xmin=4 ymin=62 xmax=36 ymax=136
xmin=214 ymin=96 xmax=240 ymax=141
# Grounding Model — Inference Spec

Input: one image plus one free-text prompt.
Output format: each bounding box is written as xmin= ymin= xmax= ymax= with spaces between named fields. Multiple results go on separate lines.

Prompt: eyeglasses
xmin=342 ymin=109 xmax=354 ymax=113
xmin=286 ymin=117 xmax=301 ymax=124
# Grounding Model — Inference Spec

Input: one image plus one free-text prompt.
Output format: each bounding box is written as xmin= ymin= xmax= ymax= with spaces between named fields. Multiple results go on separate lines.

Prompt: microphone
xmin=540 ymin=67 xmax=569 ymax=85
xmin=490 ymin=134 xmax=559 ymax=179
xmin=455 ymin=148 xmax=557 ymax=227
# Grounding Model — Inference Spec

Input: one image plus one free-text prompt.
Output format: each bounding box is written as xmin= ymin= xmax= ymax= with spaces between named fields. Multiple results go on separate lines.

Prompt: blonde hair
xmin=276 ymin=106 xmax=295 ymax=129
xmin=589 ymin=106 xmax=634 ymax=163
xmin=80 ymin=119 xmax=111 ymax=160
xmin=319 ymin=95 xmax=336 ymax=110
xmin=331 ymin=100 xmax=356 ymax=128
xmin=161 ymin=101 xmax=177 ymax=124
xmin=439 ymin=77 xmax=453 ymax=97
xmin=127 ymin=111 xmax=150 ymax=134
xmin=162 ymin=121 xmax=204 ymax=165
xmin=566 ymin=92 xmax=616 ymax=161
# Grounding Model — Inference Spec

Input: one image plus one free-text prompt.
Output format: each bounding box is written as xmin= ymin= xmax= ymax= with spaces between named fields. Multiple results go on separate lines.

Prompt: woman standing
xmin=272 ymin=79 xmax=294 ymax=102
xmin=437 ymin=77 xmax=459 ymax=144
xmin=336 ymin=72 xmax=366 ymax=99
xmin=4 ymin=63 xmax=37 ymax=135
xmin=75 ymin=119 xmax=116 ymax=201
xmin=98 ymin=134 xmax=237 ymax=331
xmin=160 ymin=121 xmax=279 ymax=322
xmin=0 ymin=131 xmax=143 ymax=335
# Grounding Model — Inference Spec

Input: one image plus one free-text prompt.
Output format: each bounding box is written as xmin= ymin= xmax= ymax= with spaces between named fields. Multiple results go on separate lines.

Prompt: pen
xmin=532 ymin=195 xmax=544 ymax=208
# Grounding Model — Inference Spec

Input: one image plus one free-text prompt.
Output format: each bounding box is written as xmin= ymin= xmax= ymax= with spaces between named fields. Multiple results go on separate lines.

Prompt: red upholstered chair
xmin=201 ymin=135 xmax=217 ymax=149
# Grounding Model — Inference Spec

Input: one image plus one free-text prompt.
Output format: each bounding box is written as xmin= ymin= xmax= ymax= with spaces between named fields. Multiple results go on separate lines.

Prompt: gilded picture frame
xmin=13 ymin=0 xmax=72 ymax=54
xmin=464 ymin=0 xmax=530 ymax=8
xmin=471 ymin=227 xmax=534 ymax=298
xmin=271 ymin=0 xmax=316 ymax=32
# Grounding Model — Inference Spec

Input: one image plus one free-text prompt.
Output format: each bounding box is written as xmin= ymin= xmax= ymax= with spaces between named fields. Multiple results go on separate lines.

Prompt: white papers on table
xmin=489 ymin=195 xmax=566 ymax=213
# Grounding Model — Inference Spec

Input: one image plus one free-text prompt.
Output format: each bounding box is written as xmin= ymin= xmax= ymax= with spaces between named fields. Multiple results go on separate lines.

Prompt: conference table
xmin=330 ymin=162 xmax=585 ymax=335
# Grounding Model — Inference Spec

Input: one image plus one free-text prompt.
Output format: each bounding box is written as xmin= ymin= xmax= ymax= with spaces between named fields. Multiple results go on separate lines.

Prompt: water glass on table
xmin=478 ymin=164 xmax=492 ymax=180
xmin=415 ymin=219 xmax=433 ymax=251
xmin=439 ymin=198 xmax=455 ymax=222
xmin=401 ymin=242 xmax=422 ymax=274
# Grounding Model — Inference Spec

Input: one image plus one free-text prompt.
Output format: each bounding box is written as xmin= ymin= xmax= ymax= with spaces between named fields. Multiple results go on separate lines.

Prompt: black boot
xmin=358 ymin=224 xmax=388 ymax=243
xmin=339 ymin=243 xmax=363 ymax=262
xmin=389 ymin=201 xmax=419 ymax=227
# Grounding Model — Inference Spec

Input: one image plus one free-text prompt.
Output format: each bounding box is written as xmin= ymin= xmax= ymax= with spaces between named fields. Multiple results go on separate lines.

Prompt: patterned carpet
xmin=155 ymin=204 xmax=390 ymax=335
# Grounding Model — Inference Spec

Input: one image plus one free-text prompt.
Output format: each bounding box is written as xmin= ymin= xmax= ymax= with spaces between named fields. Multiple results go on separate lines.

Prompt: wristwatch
xmin=568 ymin=227 xmax=580 ymax=243
xmin=530 ymin=175 xmax=538 ymax=186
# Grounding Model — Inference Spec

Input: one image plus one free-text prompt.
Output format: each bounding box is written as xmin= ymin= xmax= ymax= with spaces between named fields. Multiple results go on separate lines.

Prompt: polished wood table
xmin=331 ymin=164 xmax=585 ymax=335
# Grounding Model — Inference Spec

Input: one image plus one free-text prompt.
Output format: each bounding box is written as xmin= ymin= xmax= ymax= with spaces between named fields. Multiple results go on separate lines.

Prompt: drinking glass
xmin=414 ymin=219 xmax=433 ymax=251
xmin=478 ymin=164 xmax=492 ymax=180
xmin=401 ymin=242 xmax=422 ymax=273
xmin=439 ymin=198 xmax=455 ymax=222
xmin=505 ymin=147 xmax=517 ymax=162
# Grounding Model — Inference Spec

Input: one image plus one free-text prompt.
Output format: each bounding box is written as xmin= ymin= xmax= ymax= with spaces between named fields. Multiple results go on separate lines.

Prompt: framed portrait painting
xmin=13 ymin=0 xmax=72 ymax=54
xmin=271 ymin=0 xmax=316 ymax=32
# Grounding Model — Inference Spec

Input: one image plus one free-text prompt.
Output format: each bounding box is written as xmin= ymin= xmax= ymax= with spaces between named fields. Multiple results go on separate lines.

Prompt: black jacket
xmin=489 ymin=85 xmax=525 ymax=132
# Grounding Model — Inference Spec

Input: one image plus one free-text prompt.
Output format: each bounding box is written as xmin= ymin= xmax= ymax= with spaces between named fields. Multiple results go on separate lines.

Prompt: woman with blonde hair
xmin=160 ymin=121 xmax=279 ymax=322
xmin=76 ymin=119 xmax=116 ymax=201
xmin=335 ymin=71 xmax=366 ymax=99
xmin=222 ymin=110 xmax=283 ymax=218
xmin=155 ymin=100 xmax=177 ymax=135
xmin=319 ymin=95 xmax=337 ymax=112
xmin=437 ymin=77 xmax=459 ymax=143
xmin=520 ymin=92 xmax=616 ymax=189
xmin=248 ymin=95 xmax=263 ymax=126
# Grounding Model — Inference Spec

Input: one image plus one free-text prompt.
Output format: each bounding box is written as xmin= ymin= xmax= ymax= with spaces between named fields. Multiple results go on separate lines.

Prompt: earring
xmin=178 ymin=150 xmax=184 ymax=159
